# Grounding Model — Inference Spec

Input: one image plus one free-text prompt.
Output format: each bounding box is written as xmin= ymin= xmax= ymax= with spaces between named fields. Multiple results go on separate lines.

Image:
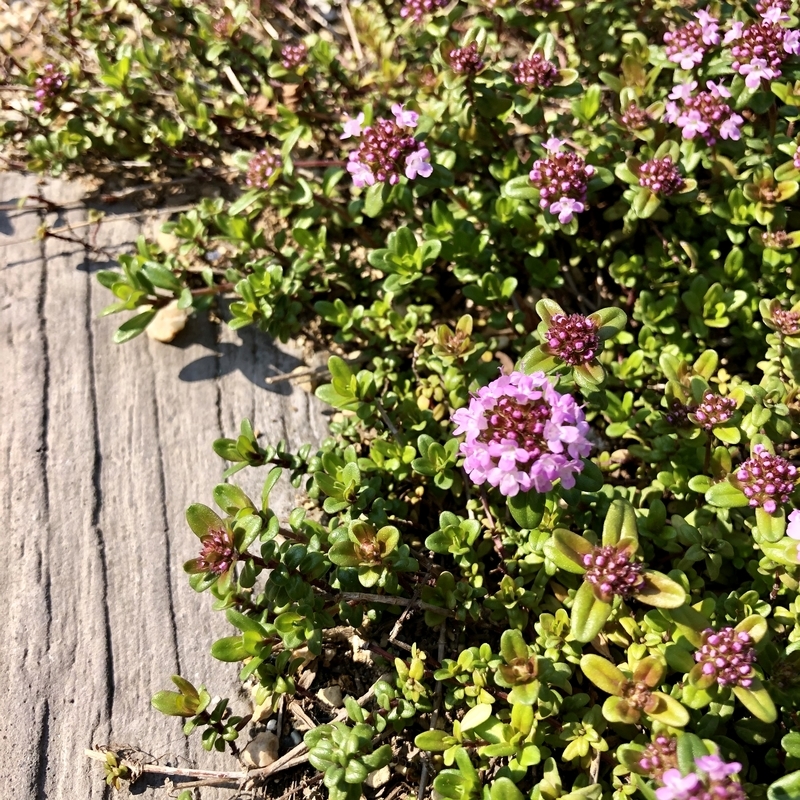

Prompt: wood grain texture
xmin=0 ymin=173 xmax=327 ymax=797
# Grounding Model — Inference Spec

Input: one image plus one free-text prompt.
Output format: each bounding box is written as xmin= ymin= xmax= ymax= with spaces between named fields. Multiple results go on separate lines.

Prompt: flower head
xmin=187 ymin=526 xmax=238 ymax=576
xmin=638 ymin=156 xmax=685 ymax=196
xmin=451 ymin=370 xmax=592 ymax=497
xmin=544 ymin=313 xmax=600 ymax=365
xmin=529 ymin=143 xmax=595 ymax=223
xmin=773 ymin=305 xmax=800 ymax=335
xmin=668 ymin=82 xmax=742 ymax=145
xmin=654 ymin=757 xmax=746 ymax=800
xmin=281 ymin=43 xmax=307 ymax=70
xmin=639 ymin=735 xmax=679 ymax=779
xmin=33 ymin=63 xmax=67 ymax=114
xmin=733 ymin=443 xmax=797 ymax=514
xmin=246 ymin=149 xmax=281 ymax=190
xmin=511 ymin=53 xmax=559 ymax=90
xmin=400 ymin=0 xmax=448 ymax=23
xmin=664 ymin=14 xmax=719 ymax=69
xmin=620 ymin=103 xmax=652 ymax=131
xmin=688 ymin=390 xmax=736 ymax=430
xmin=582 ymin=545 xmax=645 ymax=602
xmin=345 ymin=115 xmax=430 ymax=187
xmin=695 ymin=627 xmax=757 ymax=688
xmin=448 ymin=42 xmax=485 ymax=74
xmin=727 ymin=19 xmax=790 ymax=85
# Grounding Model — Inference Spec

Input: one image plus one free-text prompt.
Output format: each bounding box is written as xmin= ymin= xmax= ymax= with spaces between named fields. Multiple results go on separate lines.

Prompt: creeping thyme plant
xmin=12 ymin=0 xmax=800 ymax=797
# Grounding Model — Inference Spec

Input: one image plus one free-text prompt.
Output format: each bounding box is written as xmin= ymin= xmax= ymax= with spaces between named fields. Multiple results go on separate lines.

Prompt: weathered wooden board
xmin=0 ymin=172 xmax=327 ymax=797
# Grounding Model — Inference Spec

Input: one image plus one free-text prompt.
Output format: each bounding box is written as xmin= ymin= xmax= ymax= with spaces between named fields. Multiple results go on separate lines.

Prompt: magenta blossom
xmin=665 ymin=80 xmax=743 ymax=145
xmin=392 ymin=103 xmax=419 ymax=128
xmin=656 ymin=770 xmax=700 ymax=800
xmin=340 ymin=112 xmax=365 ymax=140
xmin=695 ymin=755 xmax=742 ymax=782
xmin=529 ymin=139 xmax=595 ymax=224
xmin=451 ymin=370 xmax=592 ymax=497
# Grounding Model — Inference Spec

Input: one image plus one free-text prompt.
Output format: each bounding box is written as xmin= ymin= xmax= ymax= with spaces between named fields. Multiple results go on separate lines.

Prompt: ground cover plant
xmin=7 ymin=0 xmax=800 ymax=798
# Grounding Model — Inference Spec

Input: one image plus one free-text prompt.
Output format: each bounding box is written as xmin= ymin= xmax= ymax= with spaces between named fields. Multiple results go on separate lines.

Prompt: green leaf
xmin=504 ymin=175 xmax=540 ymax=200
xmin=676 ymin=733 xmax=710 ymax=775
xmin=415 ymin=730 xmax=453 ymax=751
xmin=186 ymin=504 xmax=225 ymax=539
xmin=571 ymin=582 xmax=612 ymax=642
xmin=637 ymin=571 xmax=687 ymax=608
xmin=508 ymin=489 xmax=546 ymax=529
xmin=113 ymin=309 xmax=157 ymax=343
xmin=713 ymin=425 xmax=741 ymax=444
xmin=602 ymin=498 xmax=637 ymax=546
xmin=546 ymin=529 xmax=592 ymax=573
xmin=151 ymin=690 xmax=196 ymax=717
xmin=705 ymin=481 xmax=749 ymax=508
xmin=490 ymin=777 xmax=525 ymax=800
xmin=580 ymin=654 xmax=626 ymax=695
xmin=756 ymin=507 xmax=786 ymax=542
xmin=768 ymin=771 xmax=800 ymax=800
xmin=500 ymin=629 xmax=529 ymax=663
xmin=363 ymin=183 xmax=387 ymax=218
xmin=460 ymin=703 xmax=493 ymax=732
xmin=632 ymin=188 xmax=661 ymax=219
xmin=517 ymin=347 xmax=559 ymax=374
xmin=649 ymin=693 xmax=690 ymax=727
xmin=733 ymin=681 xmax=777 ymax=723
xmin=211 ymin=636 xmax=248 ymax=662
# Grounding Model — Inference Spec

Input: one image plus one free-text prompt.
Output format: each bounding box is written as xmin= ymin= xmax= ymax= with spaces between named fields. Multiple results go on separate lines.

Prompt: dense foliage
xmin=9 ymin=0 xmax=800 ymax=798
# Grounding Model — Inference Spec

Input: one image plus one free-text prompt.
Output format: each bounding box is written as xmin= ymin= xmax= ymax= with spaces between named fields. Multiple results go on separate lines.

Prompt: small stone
xmin=365 ymin=765 xmax=391 ymax=789
xmin=146 ymin=300 xmax=190 ymax=343
xmin=316 ymin=685 xmax=344 ymax=708
xmin=289 ymin=729 xmax=303 ymax=746
xmin=241 ymin=731 xmax=279 ymax=769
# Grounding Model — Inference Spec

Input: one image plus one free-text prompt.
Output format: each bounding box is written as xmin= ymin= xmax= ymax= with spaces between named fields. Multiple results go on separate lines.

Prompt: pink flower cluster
xmin=448 ymin=42 xmax=485 ymax=74
xmin=187 ymin=527 xmax=238 ymax=576
xmin=246 ymin=149 xmax=281 ymax=190
xmin=545 ymin=313 xmax=600 ymax=365
xmin=663 ymin=11 xmax=720 ymax=70
xmin=724 ymin=15 xmax=800 ymax=89
xmin=638 ymin=156 xmax=685 ymax=196
xmin=451 ymin=370 xmax=592 ymax=497
xmin=400 ymin=0 xmax=448 ymax=22
xmin=281 ymin=43 xmax=307 ymax=70
xmin=511 ymin=53 xmax=559 ymax=90
xmin=733 ymin=443 xmax=797 ymax=514
xmin=33 ymin=63 xmax=67 ymax=114
xmin=665 ymin=81 xmax=743 ymax=145
xmin=688 ymin=391 xmax=736 ymax=429
xmin=656 ymin=756 xmax=745 ymax=800
xmin=582 ymin=545 xmax=645 ymax=602
xmin=694 ymin=627 xmax=756 ymax=688
xmin=620 ymin=103 xmax=651 ymax=131
xmin=341 ymin=105 xmax=432 ymax=188
xmin=529 ymin=138 xmax=595 ymax=223
xmin=774 ymin=306 xmax=800 ymax=335
xmin=640 ymin=735 xmax=678 ymax=779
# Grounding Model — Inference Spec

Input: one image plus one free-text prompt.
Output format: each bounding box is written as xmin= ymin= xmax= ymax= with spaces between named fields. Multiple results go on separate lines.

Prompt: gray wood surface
xmin=0 ymin=172 xmax=328 ymax=797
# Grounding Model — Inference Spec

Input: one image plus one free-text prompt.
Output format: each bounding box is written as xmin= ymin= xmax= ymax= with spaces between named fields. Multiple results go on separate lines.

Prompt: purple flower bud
xmin=732 ymin=444 xmax=797 ymax=515
xmin=511 ymin=53 xmax=559 ymax=90
xmin=32 ymin=63 xmax=67 ymax=114
xmin=582 ymin=545 xmax=645 ymax=602
xmin=694 ymin=627 xmax=756 ymax=688
xmin=280 ymin=43 xmax=307 ymax=70
xmin=638 ymin=156 xmax=685 ymax=197
xmin=544 ymin=313 xmax=600 ymax=365
xmin=447 ymin=42 xmax=485 ymax=74
xmin=687 ymin=390 xmax=736 ymax=430
xmin=399 ymin=0 xmax=448 ymax=23
xmin=246 ymin=149 xmax=281 ymax=190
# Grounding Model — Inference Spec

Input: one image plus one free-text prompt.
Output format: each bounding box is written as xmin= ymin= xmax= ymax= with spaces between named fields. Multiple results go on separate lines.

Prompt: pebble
xmin=241 ymin=731 xmax=279 ymax=769
xmin=316 ymin=684 xmax=344 ymax=708
xmin=365 ymin=765 xmax=391 ymax=789
xmin=289 ymin=729 xmax=303 ymax=746
xmin=146 ymin=300 xmax=190 ymax=342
